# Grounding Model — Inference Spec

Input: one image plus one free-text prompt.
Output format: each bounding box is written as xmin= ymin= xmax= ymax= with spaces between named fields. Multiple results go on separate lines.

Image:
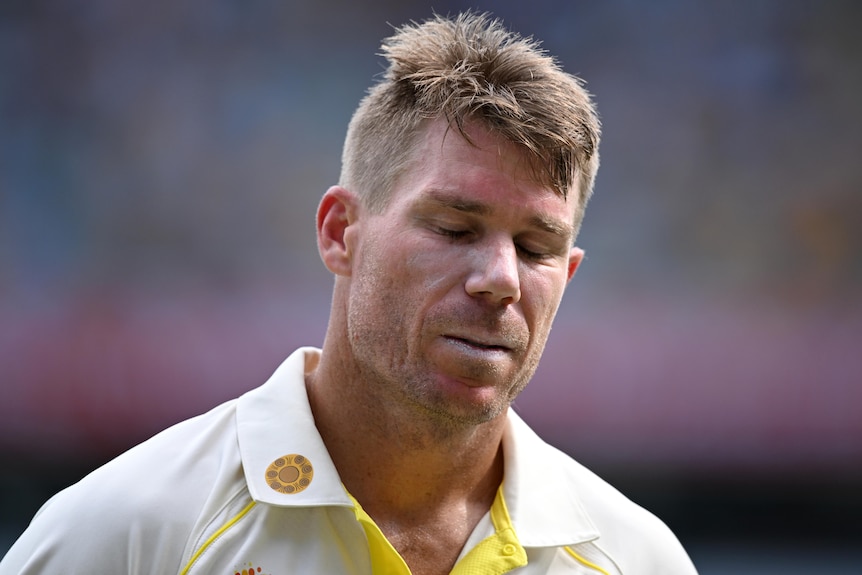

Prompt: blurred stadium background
xmin=1 ymin=1 xmax=860 ymax=571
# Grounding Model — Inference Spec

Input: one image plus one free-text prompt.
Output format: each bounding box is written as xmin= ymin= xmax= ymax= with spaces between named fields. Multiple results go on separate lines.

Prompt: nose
xmin=465 ymin=237 xmax=521 ymax=305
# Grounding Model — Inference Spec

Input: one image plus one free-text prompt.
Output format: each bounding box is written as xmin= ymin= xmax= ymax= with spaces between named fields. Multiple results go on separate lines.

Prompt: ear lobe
xmin=566 ymin=247 xmax=585 ymax=283
xmin=317 ymin=186 xmax=359 ymax=277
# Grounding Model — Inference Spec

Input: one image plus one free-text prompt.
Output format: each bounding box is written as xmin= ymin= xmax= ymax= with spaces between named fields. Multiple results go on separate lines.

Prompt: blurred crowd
xmin=1 ymin=0 xmax=860 ymax=478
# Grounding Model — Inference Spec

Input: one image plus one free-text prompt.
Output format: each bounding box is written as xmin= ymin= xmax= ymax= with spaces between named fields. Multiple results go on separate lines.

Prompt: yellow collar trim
xmin=348 ymin=484 xmax=527 ymax=575
xmin=454 ymin=484 xmax=528 ymax=574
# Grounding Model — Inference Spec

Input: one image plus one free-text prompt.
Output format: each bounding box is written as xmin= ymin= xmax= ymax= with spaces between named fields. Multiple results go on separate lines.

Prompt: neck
xmin=305 ymin=342 xmax=506 ymax=521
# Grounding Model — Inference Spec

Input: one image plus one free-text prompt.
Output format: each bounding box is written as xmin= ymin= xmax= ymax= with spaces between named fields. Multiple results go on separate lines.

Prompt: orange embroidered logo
xmin=265 ymin=454 xmax=314 ymax=494
xmin=232 ymin=562 xmax=268 ymax=575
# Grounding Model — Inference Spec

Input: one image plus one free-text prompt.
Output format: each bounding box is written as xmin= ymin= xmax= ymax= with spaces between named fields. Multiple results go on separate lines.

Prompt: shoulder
xmin=1 ymin=400 xmax=244 ymax=574
xmin=548 ymin=443 xmax=697 ymax=574
xmin=572 ymin=460 xmax=695 ymax=572
xmin=504 ymin=412 xmax=697 ymax=574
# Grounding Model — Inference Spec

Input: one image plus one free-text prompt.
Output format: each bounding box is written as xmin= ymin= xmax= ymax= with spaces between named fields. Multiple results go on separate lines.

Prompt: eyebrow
xmin=423 ymin=189 xmax=574 ymax=241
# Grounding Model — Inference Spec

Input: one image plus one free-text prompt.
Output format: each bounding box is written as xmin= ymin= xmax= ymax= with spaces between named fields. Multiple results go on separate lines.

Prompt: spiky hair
xmin=340 ymin=12 xmax=601 ymax=230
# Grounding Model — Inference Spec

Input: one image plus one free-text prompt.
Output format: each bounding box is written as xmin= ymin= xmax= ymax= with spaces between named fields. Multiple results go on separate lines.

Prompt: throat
xmin=355 ymin=490 xmax=496 ymax=575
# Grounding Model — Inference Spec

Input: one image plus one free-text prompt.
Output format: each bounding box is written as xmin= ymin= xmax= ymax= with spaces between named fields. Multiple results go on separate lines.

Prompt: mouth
xmin=444 ymin=335 xmax=512 ymax=353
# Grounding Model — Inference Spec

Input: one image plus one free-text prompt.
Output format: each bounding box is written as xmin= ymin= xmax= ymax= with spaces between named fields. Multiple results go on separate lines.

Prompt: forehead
xmin=392 ymin=118 xmax=578 ymax=229
xmin=412 ymin=118 xmax=538 ymax=180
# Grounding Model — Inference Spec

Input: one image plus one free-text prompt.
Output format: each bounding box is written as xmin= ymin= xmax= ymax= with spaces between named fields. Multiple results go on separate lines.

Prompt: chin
xmin=419 ymin=393 xmax=509 ymax=429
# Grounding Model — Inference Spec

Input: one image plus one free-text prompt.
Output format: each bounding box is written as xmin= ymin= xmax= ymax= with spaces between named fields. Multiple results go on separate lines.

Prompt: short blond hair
xmin=340 ymin=12 xmax=601 ymax=232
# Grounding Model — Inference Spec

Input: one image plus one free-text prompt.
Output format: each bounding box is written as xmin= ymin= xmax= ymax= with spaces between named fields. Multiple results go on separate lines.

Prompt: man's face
xmin=344 ymin=118 xmax=583 ymax=428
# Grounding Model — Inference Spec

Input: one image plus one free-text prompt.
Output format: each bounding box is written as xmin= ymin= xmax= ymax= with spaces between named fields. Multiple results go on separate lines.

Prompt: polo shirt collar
xmin=237 ymin=347 xmax=601 ymax=547
xmin=237 ymin=347 xmax=353 ymax=508
xmin=501 ymin=411 xmax=601 ymax=547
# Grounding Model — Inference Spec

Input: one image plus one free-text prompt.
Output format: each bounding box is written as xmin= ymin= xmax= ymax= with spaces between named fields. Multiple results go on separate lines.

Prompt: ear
xmin=566 ymin=247 xmax=585 ymax=283
xmin=317 ymin=185 xmax=360 ymax=277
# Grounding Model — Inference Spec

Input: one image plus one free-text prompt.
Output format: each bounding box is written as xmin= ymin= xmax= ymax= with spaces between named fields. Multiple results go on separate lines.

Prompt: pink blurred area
xmin=0 ymin=285 xmax=327 ymax=460
xmin=524 ymin=299 xmax=862 ymax=474
xmin=3 ymin=284 xmax=860 ymax=477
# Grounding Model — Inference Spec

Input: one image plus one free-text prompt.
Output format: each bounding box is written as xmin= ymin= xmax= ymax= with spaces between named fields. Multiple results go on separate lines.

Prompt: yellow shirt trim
xmin=564 ymin=546 xmax=612 ymax=575
xmin=348 ymin=494 xmax=412 ymax=575
xmin=453 ymin=485 xmax=528 ymax=575
xmin=348 ymin=484 xmax=527 ymax=575
xmin=180 ymin=500 xmax=257 ymax=575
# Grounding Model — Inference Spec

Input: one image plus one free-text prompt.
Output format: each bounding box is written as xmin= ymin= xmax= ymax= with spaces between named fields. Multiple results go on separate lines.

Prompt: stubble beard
xmin=346 ymin=302 xmax=542 ymax=445
xmin=344 ymin=249 xmax=545 ymax=443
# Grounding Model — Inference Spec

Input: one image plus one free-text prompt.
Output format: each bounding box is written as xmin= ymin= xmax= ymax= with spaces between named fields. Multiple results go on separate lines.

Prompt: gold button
xmin=502 ymin=543 xmax=517 ymax=556
xmin=265 ymin=454 xmax=314 ymax=494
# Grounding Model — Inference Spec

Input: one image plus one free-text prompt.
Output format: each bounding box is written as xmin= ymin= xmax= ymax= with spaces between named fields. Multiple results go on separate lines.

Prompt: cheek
xmin=406 ymin=251 xmax=462 ymax=294
xmin=350 ymin=244 xmax=440 ymax=329
xmin=346 ymin=261 xmax=410 ymax=368
xmin=522 ymin=273 xmax=568 ymax=335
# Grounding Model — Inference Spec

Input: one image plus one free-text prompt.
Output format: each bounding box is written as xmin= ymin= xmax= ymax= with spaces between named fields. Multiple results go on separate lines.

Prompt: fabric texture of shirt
xmin=0 ymin=347 xmax=698 ymax=574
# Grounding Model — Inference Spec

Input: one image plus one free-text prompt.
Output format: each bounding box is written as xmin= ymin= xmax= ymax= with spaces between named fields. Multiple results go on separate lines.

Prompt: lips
xmin=430 ymin=307 xmax=528 ymax=356
xmin=444 ymin=335 xmax=513 ymax=352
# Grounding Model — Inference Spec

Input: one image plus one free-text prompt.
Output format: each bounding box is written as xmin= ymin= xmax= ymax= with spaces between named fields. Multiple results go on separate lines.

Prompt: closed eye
xmin=518 ymin=244 xmax=562 ymax=263
xmin=516 ymin=244 xmax=545 ymax=260
xmin=435 ymin=226 xmax=471 ymax=240
xmin=516 ymin=236 xmax=570 ymax=263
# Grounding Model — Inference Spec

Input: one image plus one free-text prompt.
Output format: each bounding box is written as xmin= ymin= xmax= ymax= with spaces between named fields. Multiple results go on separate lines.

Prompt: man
xmin=1 ymin=12 xmax=698 ymax=575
